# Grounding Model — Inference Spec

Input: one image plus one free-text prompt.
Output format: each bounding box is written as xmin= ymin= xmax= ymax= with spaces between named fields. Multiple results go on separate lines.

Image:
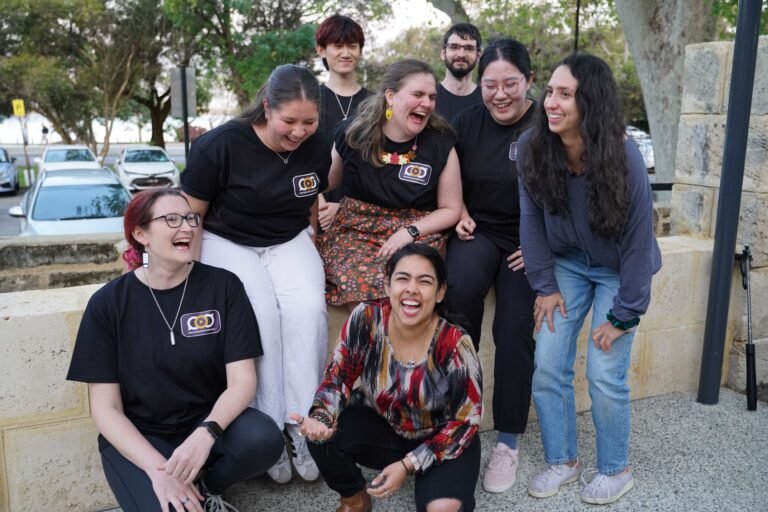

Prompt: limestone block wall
xmin=673 ymin=36 xmax=768 ymax=393
xmin=0 ymin=236 xmax=717 ymax=511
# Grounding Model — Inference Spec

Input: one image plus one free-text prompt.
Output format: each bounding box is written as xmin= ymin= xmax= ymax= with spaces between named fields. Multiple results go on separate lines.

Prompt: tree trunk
xmin=616 ymin=0 xmax=716 ymax=184
xmin=429 ymin=0 xmax=469 ymax=24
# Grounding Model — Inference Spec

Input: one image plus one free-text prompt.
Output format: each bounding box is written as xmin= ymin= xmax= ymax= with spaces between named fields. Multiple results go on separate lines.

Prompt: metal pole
xmin=574 ymin=0 xmax=581 ymax=53
xmin=697 ymin=0 xmax=762 ymax=405
xmin=180 ymin=66 xmax=190 ymax=160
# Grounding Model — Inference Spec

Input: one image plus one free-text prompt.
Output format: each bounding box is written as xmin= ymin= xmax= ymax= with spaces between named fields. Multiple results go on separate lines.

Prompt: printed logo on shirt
xmin=398 ymin=163 xmax=432 ymax=186
xmin=292 ymin=172 xmax=320 ymax=198
xmin=508 ymin=141 xmax=518 ymax=161
xmin=180 ymin=310 xmax=221 ymax=337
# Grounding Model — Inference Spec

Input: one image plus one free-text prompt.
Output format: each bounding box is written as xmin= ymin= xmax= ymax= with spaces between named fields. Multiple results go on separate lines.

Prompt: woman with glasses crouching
xmin=67 ymin=189 xmax=283 ymax=512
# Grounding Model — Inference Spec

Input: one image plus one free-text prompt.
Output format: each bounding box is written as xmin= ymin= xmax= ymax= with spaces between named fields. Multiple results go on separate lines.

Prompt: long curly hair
xmin=346 ymin=59 xmax=454 ymax=168
xmin=522 ymin=53 xmax=629 ymax=239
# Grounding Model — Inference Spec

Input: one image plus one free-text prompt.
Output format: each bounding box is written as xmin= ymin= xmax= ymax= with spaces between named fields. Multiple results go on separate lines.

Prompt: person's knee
xmin=426 ymin=498 xmax=463 ymax=512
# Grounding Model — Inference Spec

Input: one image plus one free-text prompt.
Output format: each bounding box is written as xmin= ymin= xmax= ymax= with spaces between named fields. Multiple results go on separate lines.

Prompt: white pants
xmin=200 ymin=228 xmax=328 ymax=427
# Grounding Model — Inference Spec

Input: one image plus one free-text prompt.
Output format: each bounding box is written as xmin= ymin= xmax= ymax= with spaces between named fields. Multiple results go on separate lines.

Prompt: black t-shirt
xmin=453 ymin=103 xmax=536 ymax=252
xmin=319 ymin=85 xmax=371 ymax=203
xmin=435 ymin=84 xmax=483 ymax=123
xmin=335 ymin=123 xmax=456 ymax=211
xmin=67 ymin=263 xmax=262 ymax=439
xmin=181 ymin=121 xmax=331 ymax=247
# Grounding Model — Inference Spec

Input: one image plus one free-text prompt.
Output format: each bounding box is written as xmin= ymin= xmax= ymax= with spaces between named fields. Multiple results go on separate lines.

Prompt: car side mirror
xmin=11 ymin=157 xmax=16 ymax=163
xmin=8 ymin=205 xmax=24 ymax=218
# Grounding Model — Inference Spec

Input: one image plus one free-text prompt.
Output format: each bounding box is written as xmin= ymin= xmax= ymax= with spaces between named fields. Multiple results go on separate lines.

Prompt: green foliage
xmin=712 ymin=0 xmax=768 ymax=39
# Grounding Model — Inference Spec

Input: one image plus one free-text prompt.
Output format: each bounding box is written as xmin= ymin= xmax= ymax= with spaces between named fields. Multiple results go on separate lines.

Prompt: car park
xmin=8 ymin=167 xmax=131 ymax=236
xmin=36 ymin=145 xmax=102 ymax=173
xmin=0 ymin=147 xmax=19 ymax=195
xmin=113 ymin=145 xmax=180 ymax=191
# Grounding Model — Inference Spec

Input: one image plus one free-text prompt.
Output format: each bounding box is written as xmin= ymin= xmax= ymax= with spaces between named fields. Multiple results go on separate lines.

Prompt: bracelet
xmin=406 ymin=451 xmax=422 ymax=474
xmin=309 ymin=409 xmax=334 ymax=429
xmin=606 ymin=310 xmax=640 ymax=331
xmin=400 ymin=459 xmax=413 ymax=475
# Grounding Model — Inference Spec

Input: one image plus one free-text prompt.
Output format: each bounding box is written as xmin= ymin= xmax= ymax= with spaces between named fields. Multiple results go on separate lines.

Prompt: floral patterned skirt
xmin=318 ymin=197 xmax=447 ymax=306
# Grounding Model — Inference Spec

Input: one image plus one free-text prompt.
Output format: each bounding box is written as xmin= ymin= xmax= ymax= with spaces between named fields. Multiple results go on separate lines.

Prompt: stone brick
xmin=734 ymin=192 xmax=768 ymax=267
xmin=674 ymin=115 xmax=726 ymax=187
xmin=681 ymin=42 xmax=730 ymax=114
xmin=0 ymin=235 xmax=121 ymax=269
xmin=48 ymin=268 xmax=123 ymax=289
xmin=0 ymin=434 xmax=8 ymax=512
xmin=730 ymin=266 xmax=768 ymax=343
xmin=724 ymin=36 xmax=768 ymax=115
xmin=0 ymin=273 xmax=43 ymax=294
xmin=742 ymin=117 xmax=768 ymax=193
xmin=3 ymin=420 xmax=115 ymax=512
xmin=640 ymin=324 xmax=707 ymax=397
xmin=728 ymin=337 xmax=768 ymax=393
xmin=670 ymin=184 xmax=715 ymax=236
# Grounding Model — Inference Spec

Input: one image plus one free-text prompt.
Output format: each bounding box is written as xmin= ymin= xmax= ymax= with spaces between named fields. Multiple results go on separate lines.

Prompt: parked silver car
xmin=36 ymin=145 xmax=103 ymax=173
xmin=0 ymin=147 xmax=19 ymax=195
xmin=114 ymin=145 xmax=180 ymax=191
xmin=8 ymin=168 xmax=132 ymax=236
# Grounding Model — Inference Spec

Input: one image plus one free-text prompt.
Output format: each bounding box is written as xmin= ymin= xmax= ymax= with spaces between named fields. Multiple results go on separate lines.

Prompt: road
xmin=0 ymin=189 xmax=24 ymax=237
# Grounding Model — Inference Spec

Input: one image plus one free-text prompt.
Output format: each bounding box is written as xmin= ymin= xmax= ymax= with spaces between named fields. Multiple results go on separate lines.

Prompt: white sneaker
xmin=200 ymin=480 xmax=239 ymax=512
xmin=580 ymin=468 xmax=634 ymax=504
xmin=528 ymin=463 xmax=580 ymax=498
xmin=482 ymin=443 xmax=519 ymax=493
xmin=266 ymin=447 xmax=292 ymax=484
xmin=287 ymin=424 xmax=320 ymax=481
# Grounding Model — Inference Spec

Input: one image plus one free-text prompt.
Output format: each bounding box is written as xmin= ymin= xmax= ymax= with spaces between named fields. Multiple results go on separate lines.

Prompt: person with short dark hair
xmin=445 ymin=38 xmax=537 ymax=495
xmin=519 ymin=54 xmax=661 ymax=505
xmin=181 ymin=64 xmax=330 ymax=485
xmin=436 ymin=23 xmax=483 ymax=121
xmin=315 ymin=14 xmax=372 ymax=231
xmin=294 ymin=243 xmax=483 ymax=512
xmin=67 ymin=189 xmax=284 ymax=512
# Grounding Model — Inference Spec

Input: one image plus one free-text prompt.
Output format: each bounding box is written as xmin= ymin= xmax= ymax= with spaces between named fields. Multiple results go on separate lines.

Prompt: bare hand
xmin=366 ymin=460 xmax=408 ymax=499
xmin=377 ymin=228 xmax=414 ymax=259
xmin=455 ymin=216 xmax=476 ymax=240
xmin=591 ymin=321 xmax=626 ymax=352
xmin=148 ymin=468 xmax=204 ymax=512
xmin=534 ymin=292 xmax=567 ymax=333
xmin=289 ymin=412 xmax=335 ymax=443
xmin=507 ymin=247 xmax=524 ymax=271
xmin=319 ymin=201 xmax=340 ymax=231
xmin=161 ymin=427 xmax=215 ymax=484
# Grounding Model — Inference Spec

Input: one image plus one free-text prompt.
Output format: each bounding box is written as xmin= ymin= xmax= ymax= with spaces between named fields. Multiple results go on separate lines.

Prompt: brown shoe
xmin=336 ymin=490 xmax=372 ymax=512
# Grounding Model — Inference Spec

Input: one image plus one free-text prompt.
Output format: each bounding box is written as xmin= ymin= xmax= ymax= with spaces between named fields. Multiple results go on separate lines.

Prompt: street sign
xmin=12 ymin=99 xmax=25 ymax=117
xmin=171 ymin=68 xmax=196 ymax=118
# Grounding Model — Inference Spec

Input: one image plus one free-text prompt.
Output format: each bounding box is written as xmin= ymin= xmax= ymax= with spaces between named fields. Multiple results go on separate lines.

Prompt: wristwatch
xmin=200 ymin=420 xmax=224 ymax=440
xmin=406 ymin=225 xmax=420 ymax=240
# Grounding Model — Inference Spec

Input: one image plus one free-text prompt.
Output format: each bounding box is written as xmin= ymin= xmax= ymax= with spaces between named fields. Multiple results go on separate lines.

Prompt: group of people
xmin=67 ymin=15 xmax=660 ymax=512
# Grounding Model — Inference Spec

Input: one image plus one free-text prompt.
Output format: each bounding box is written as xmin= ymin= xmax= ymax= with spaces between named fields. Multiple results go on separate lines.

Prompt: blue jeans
xmin=531 ymin=254 xmax=635 ymax=475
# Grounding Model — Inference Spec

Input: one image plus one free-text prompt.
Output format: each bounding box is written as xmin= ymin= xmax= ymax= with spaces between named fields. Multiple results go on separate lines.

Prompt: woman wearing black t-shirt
xmin=67 ymin=189 xmax=283 ymax=511
xmin=181 ymin=65 xmax=330 ymax=485
xmin=315 ymin=14 xmax=372 ymax=231
xmin=444 ymin=39 xmax=537 ymax=495
xmin=318 ymin=59 xmax=462 ymax=309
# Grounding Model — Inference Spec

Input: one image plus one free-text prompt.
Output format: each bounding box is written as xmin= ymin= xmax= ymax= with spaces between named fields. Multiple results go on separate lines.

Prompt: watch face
xmin=407 ymin=225 xmax=420 ymax=238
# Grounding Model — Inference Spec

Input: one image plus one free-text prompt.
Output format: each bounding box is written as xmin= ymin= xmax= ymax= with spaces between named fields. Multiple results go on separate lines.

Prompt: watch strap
xmin=201 ymin=420 xmax=224 ymax=440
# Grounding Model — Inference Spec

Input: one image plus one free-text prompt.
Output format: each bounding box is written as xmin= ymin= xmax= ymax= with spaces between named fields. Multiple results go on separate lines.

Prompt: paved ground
xmin=103 ymin=388 xmax=768 ymax=511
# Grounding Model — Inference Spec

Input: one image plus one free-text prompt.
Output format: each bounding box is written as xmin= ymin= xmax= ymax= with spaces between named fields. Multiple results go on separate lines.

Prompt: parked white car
xmin=36 ymin=145 xmax=102 ymax=172
xmin=626 ymin=125 xmax=655 ymax=170
xmin=114 ymin=145 xmax=180 ymax=191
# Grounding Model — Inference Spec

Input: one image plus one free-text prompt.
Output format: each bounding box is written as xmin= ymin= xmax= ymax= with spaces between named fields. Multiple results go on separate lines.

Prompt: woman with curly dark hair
xmin=517 ymin=53 xmax=661 ymax=505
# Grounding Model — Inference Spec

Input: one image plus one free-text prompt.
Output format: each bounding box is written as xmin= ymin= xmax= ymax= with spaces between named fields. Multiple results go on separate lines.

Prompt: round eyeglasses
xmin=149 ymin=213 xmax=201 ymax=228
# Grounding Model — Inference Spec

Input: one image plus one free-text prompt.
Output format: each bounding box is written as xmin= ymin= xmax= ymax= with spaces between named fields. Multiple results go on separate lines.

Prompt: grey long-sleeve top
xmin=517 ymin=129 xmax=662 ymax=322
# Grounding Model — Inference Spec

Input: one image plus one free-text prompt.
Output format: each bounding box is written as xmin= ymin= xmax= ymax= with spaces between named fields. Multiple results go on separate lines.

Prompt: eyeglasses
xmin=150 ymin=213 xmax=201 ymax=228
xmin=444 ymin=43 xmax=478 ymax=53
xmin=480 ymin=77 xmax=526 ymax=96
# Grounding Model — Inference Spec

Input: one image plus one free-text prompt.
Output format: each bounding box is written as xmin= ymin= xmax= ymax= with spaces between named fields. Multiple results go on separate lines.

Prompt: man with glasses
xmin=436 ymin=23 xmax=483 ymax=121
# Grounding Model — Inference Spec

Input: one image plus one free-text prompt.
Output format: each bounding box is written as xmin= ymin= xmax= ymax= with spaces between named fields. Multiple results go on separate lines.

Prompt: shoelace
xmin=204 ymin=493 xmax=239 ymax=512
xmin=580 ymin=467 xmax=602 ymax=487
xmin=487 ymin=446 xmax=514 ymax=470
xmin=534 ymin=464 xmax=573 ymax=484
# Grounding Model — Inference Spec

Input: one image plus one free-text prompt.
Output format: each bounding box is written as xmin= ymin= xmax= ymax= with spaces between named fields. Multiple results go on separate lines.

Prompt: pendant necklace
xmin=273 ymin=151 xmax=293 ymax=164
xmin=333 ymin=91 xmax=354 ymax=121
xmin=143 ymin=267 xmax=190 ymax=346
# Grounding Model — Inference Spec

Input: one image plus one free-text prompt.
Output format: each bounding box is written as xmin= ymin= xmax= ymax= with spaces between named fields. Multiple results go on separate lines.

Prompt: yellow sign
xmin=12 ymin=99 xmax=25 ymax=117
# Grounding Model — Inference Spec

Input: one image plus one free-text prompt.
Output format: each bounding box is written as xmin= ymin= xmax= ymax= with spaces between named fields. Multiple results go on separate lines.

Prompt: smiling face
xmin=385 ymin=254 xmax=446 ymax=329
xmin=480 ymin=59 xmax=532 ymax=125
xmin=441 ymin=34 xmax=479 ymax=79
xmin=544 ymin=65 xmax=582 ymax=142
xmin=384 ymin=72 xmax=437 ymax=140
xmin=263 ymin=99 xmax=319 ymax=152
xmin=133 ymin=195 xmax=197 ymax=268
xmin=317 ymin=42 xmax=362 ymax=77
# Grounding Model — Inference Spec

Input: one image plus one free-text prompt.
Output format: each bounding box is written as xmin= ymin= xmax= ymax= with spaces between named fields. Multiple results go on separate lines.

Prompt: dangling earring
xmin=385 ymin=107 xmax=393 ymax=121
xmin=142 ymin=252 xmax=149 ymax=268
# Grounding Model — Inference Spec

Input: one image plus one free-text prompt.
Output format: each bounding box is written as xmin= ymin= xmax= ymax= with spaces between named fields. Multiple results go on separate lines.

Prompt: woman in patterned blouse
xmin=292 ymin=243 xmax=483 ymax=512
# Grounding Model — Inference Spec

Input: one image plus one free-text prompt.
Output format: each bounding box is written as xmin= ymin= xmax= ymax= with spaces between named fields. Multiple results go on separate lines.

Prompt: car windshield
xmin=31 ymin=184 xmax=130 ymax=220
xmin=0 ymin=150 xmax=8 ymax=163
xmin=44 ymin=149 xmax=95 ymax=162
xmin=125 ymin=150 xmax=169 ymax=163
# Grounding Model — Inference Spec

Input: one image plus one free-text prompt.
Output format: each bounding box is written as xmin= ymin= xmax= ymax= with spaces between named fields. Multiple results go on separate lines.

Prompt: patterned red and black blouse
xmin=311 ymin=298 xmax=483 ymax=472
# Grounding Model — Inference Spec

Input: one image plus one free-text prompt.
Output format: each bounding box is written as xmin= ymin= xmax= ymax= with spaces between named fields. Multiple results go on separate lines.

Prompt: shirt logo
xmin=398 ymin=163 xmax=432 ymax=186
xmin=180 ymin=310 xmax=221 ymax=337
xmin=509 ymin=141 xmax=518 ymax=161
xmin=293 ymin=172 xmax=320 ymax=198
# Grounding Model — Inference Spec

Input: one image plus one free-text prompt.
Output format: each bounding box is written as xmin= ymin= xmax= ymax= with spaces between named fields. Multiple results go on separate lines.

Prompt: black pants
xmin=308 ymin=406 xmax=481 ymax=512
xmin=100 ymin=408 xmax=284 ymax=512
xmin=445 ymin=232 xmax=536 ymax=433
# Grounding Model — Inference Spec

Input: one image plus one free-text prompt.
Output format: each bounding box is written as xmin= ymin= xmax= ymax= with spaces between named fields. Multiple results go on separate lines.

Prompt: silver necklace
xmin=143 ymin=267 xmax=190 ymax=346
xmin=273 ymin=150 xmax=293 ymax=164
xmin=333 ymin=91 xmax=354 ymax=120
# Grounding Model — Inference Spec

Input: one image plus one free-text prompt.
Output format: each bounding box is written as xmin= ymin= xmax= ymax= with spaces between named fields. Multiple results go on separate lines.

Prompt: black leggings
xmin=100 ymin=408 xmax=283 ymax=512
xmin=307 ymin=406 xmax=481 ymax=512
xmin=445 ymin=231 xmax=536 ymax=433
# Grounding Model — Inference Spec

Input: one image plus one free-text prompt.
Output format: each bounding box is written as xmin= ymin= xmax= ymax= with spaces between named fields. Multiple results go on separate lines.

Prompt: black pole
xmin=180 ymin=66 xmax=190 ymax=160
xmin=574 ymin=0 xmax=581 ymax=53
xmin=697 ymin=0 xmax=762 ymax=405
